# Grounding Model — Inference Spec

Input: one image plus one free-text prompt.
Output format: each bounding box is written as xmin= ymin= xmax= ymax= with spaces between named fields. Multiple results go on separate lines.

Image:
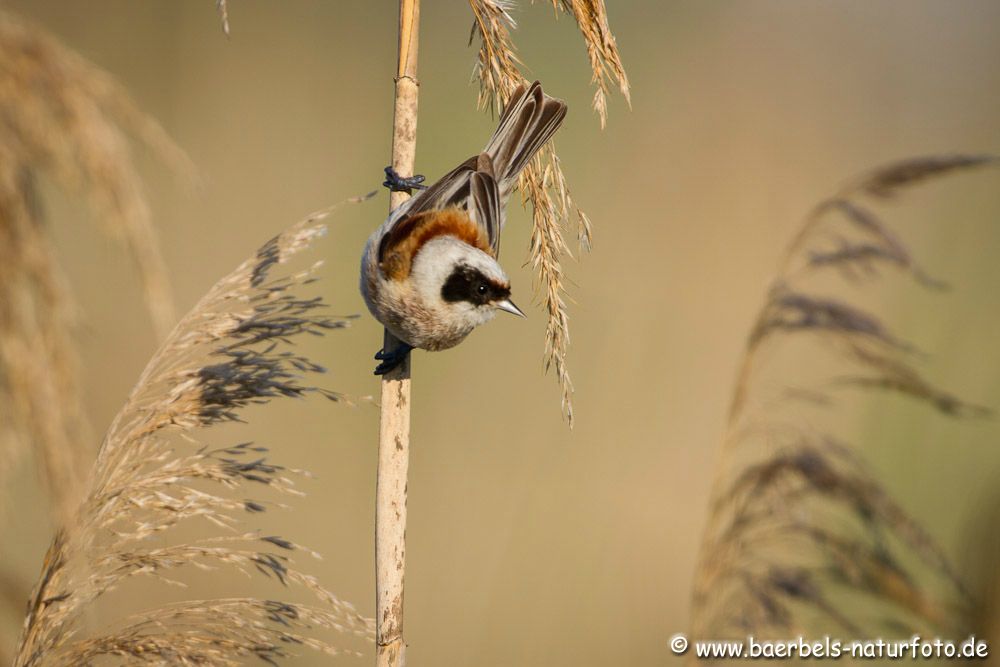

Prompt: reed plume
xmin=0 ymin=10 xmax=189 ymax=524
xmin=468 ymin=0 xmax=629 ymax=424
xmin=691 ymin=155 xmax=997 ymax=646
xmin=14 ymin=211 xmax=373 ymax=666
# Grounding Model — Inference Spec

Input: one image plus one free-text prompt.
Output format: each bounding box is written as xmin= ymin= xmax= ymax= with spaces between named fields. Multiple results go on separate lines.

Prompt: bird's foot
xmin=383 ymin=166 xmax=427 ymax=194
xmin=373 ymin=342 xmax=414 ymax=375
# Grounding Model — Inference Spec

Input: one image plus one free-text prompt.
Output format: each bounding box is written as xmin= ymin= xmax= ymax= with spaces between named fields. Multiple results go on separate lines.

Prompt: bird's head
xmin=410 ymin=236 xmax=524 ymax=331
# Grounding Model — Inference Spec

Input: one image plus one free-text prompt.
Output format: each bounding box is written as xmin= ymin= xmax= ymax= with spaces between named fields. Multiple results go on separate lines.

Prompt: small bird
xmin=361 ymin=81 xmax=567 ymax=374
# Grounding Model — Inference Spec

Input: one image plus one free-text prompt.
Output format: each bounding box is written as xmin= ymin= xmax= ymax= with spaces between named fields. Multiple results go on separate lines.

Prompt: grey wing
xmin=402 ymin=156 xmax=478 ymax=215
xmin=468 ymin=170 xmax=501 ymax=256
xmin=379 ymin=154 xmax=502 ymax=257
xmin=374 ymin=82 xmax=565 ymax=261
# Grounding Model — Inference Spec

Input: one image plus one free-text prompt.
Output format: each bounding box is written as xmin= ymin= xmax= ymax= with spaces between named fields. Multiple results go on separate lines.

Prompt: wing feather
xmin=375 ymin=82 xmax=566 ymax=266
xmin=469 ymin=170 xmax=501 ymax=256
xmin=380 ymin=154 xmax=502 ymax=259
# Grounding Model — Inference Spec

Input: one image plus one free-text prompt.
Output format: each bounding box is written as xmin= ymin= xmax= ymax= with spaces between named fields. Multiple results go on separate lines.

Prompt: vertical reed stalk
xmin=376 ymin=2 xmax=419 ymax=665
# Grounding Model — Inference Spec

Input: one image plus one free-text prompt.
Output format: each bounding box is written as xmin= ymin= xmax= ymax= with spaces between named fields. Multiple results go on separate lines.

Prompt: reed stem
xmin=376 ymin=2 xmax=419 ymax=665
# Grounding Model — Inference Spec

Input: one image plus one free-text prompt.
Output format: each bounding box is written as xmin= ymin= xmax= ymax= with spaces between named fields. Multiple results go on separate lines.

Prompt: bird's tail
xmin=482 ymin=81 xmax=568 ymax=199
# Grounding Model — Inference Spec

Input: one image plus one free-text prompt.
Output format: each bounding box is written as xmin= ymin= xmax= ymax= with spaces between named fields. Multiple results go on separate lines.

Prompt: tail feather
xmin=483 ymin=81 xmax=568 ymax=197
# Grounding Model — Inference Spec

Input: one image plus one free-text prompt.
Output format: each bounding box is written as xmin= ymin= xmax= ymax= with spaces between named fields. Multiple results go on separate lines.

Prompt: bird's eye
xmin=476 ymin=283 xmax=488 ymax=296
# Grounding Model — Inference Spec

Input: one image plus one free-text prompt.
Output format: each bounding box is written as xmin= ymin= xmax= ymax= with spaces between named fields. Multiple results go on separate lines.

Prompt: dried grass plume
xmin=691 ymin=155 xmax=998 ymax=648
xmin=468 ymin=0 xmax=629 ymax=424
xmin=15 ymin=210 xmax=373 ymax=666
xmin=0 ymin=10 xmax=190 ymax=524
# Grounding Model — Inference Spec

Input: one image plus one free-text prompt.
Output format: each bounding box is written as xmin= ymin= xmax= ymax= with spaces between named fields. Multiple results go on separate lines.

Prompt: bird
xmin=360 ymin=81 xmax=568 ymax=375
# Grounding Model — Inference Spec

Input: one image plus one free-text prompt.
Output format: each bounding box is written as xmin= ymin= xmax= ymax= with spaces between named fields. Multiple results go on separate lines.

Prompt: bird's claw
xmin=383 ymin=166 xmax=427 ymax=193
xmin=373 ymin=342 xmax=414 ymax=375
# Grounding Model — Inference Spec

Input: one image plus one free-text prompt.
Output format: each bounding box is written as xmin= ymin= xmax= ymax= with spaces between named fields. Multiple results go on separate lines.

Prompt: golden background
xmin=3 ymin=1 xmax=1000 ymax=665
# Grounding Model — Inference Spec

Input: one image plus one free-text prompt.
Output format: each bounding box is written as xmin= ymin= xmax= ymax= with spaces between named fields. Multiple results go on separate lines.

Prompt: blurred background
xmin=2 ymin=1 xmax=1000 ymax=665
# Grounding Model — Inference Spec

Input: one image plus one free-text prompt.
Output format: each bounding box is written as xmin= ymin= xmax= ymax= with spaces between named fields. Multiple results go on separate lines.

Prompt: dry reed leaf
xmin=14 ymin=212 xmax=372 ymax=666
xmin=0 ymin=10 xmax=191 ymax=524
xmin=217 ymin=0 xmax=231 ymax=36
xmin=691 ymin=155 xmax=996 ymax=649
xmin=468 ymin=0 xmax=628 ymax=424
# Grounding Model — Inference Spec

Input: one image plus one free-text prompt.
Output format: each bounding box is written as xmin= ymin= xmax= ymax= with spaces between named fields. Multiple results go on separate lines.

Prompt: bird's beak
xmin=495 ymin=298 xmax=526 ymax=318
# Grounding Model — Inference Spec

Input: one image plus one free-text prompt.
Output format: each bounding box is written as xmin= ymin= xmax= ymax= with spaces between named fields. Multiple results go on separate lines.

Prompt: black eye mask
xmin=441 ymin=265 xmax=510 ymax=306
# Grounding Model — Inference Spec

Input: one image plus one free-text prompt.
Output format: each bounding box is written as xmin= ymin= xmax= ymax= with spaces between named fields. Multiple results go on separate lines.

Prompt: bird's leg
xmin=383 ymin=166 xmax=427 ymax=194
xmin=373 ymin=340 xmax=414 ymax=375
